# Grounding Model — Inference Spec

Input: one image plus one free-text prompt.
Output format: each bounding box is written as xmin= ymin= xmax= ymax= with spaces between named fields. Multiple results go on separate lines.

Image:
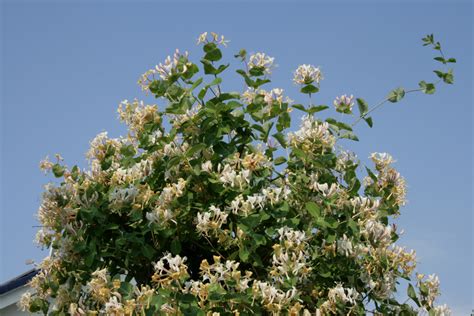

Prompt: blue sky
xmin=1 ymin=0 xmax=472 ymax=313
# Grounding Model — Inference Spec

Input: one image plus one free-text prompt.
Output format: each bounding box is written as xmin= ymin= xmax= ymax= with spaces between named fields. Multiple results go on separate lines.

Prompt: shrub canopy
xmin=22 ymin=32 xmax=454 ymax=315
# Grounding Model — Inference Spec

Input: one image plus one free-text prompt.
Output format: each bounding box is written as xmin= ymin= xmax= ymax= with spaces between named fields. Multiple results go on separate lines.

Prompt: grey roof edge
xmin=0 ymin=269 xmax=39 ymax=295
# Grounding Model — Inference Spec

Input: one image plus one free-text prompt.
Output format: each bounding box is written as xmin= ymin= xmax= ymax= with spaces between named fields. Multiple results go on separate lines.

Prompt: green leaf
xmin=387 ymin=87 xmax=405 ymax=103
xmin=443 ymin=69 xmax=454 ymax=84
xmin=418 ymin=81 xmax=436 ymax=94
xmin=292 ymin=148 xmax=307 ymax=160
xmin=433 ymin=56 xmax=446 ymax=64
xmin=407 ymin=284 xmax=421 ymax=307
xmin=171 ymin=238 xmax=181 ymax=254
xmin=209 ymin=77 xmax=222 ymax=86
xmin=308 ymin=105 xmax=329 ymax=114
xmin=340 ymin=132 xmax=359 ymax=141
xmin=356 ymin=98 xmax=369 ymax=115
xmin=52 ymin=164 xmax=65 ymax=178
xmin=234 ymin=49 xmax=247 ymax=60
xmin=326 ymin=118 xmax=353 ymax=131
xmin=201 ymin=59 xmax=217 ymax=75
xmin=272 ymin=132 xmax=287 ymax=148
xmin=215 ymin=64 xmax=230 ymax=75
xmin=446 ymin=58 xmax=456 ymax=63
xmin=276 ymin=112 xmax=291 ymax=132
xmin=306 ymin=202 xmax=321 ymax=218
xmin=203 ymin=42 xmax=217 ymax=53
xmin=249 ymin=67 xmax=265 ymax=77
xmin=186 ymin=143 xmax=206 ymax=157
xmin=273 ymin=156 xmax=287 ymax=165
xmin=239 ymin=247 xmax=250 ymax=262
xmin=120 ymin=144 xmax=136 ymax=158
xmin=292 ymin=104 xmax=307 ymax=112
xmin=142 ymin=244 xmax=156 ymax=259
xmin=326 ymin=234 xmax=336 ymax=244
xmin=300 ymin=84 xmax=319 ymax=94
xmin=149 ymin=80 xmax=170 ymax=97
xmin=364 ymin=117 xmax=373 ymax=128
xmin=204 ymin=47 xmax=222 ymax=62
xmin=198 ymin=87 xmax=208 ymax=100
xmin=71 ymin=165 xmax=79 ymax=180
xmin=433 ymin=70 xmax=444 ymax=79
xmin=85 ymin=249 xmax=96 ymax=267
xmin=326 ymin=217 xmax=339 ymax=229
xmin=422 ymin=34 xmax=434 ymax=46
xmin=189 ymin=78 xmax=203 ymax=91
xmin=348 ymin=219 xmax=359 ymax=235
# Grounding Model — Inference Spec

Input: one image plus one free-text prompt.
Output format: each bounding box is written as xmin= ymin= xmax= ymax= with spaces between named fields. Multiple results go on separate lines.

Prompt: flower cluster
xmin=252 ymin=281 xmax=298 ymax=313
xmin=248 ymin=52 xmax=275 ymax=74
xmin=196 ymin=205 xmax=228 ymax=237
xmin=151 ymin=253 xmax=189 ymax=288
xmin=368 ymin=152 xmax=407 ymax=207
xmin=196 ymin=32 xmax=229 ymax=47
xmin=288 ymin=115 xmax=336 ymax=150
xmin=138 ymin=49 xmax=192 ymax=90
xmin=271 ymin=227 xmax=311 ymax=281
xmin=242 ymin=87 xmax=293 ymax=107
xmin=320 ymin=284 xmax=359 ymax=314
xmin=333 ymin=94 xmax=354 ymax=113
xmin=117 ymin=99 xmax=160 ymax=137
xmin=146 ymin=178 xmax=187 ymax=225
xmin=293 ymin=64 xmax=323 ymax=85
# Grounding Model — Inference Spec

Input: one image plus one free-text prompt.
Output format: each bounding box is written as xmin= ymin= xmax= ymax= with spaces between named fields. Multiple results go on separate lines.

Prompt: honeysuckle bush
xmin=21 ymin=32 xmax=455 ymax=315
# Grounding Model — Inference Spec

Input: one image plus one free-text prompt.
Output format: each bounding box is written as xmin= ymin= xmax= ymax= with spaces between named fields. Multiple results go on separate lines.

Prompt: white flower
xmin=333 ymin=94 xmax=354 ymax=113
xmin=138 ymin=49 xmax=190 ymax=89
xmin=288 ymin=115 xmax=335 ymax=149
xmin=262 ymin=88 xmax=293 ymax=107
xmin=201 ymin=161 xmax=213 ymax=173
xmin=328 ymin=283 xmax=358 ymax=305
xmin=148 ymin=129 xmax=162 ymax=144
xmin=153 ymin=253 xmax=188 ymax=278
xmin=18 ymin=292 xmax=32 ymax=311
xmin=248 ymin=52 xmax=274 ymax=74
xmin=430 ymin=304 xmax=451 ymax=316
xmin=293 ymin=64 xmax=323 ymax=85
xmin=362 ymin=218 xmax=392 ymax=245
xmin=277 ymin=226 xmax=307 ymax=245
xmin=219 ymin=164 xmax=237 ymax=185
xmin=421 ymin=274 xmax=441 ymax=307
xmin=86 ymin=131 xmax=109 ymax=159
xmin=160 ymin=304 xmax=176 ymax=313
xmin=229 ymin=195 xmax=244 ymax=214
xmin=39 ymin=156 xmax=54 ymax=173
xmin=197 ymin=32 xmax=208 ymax=44
xmin=247 ymin=193 xmax=266 ymax=209
xmin=155 ymin=49 xmax=189 ymax=80
xmin=197 ymin=32 xmax=229 ymax=47
xmin=335 ymin=150 xmax=357 ymax=171
xmin=105 ymin=296 xmax=123 ymax=314
xmin=370 ymin=152 xmax=394 ymax=170
xmin=313 ymin=182 xmax=339 ymax=198
xmin=337 ymin=234 xmax=353 ymax=256
xmin=109 ymin=185 xmax=139 ymax=205
xmin=350 ymin=196 xmax=380 ymax=214
xmin=241 ymin=87 xmax=257 ymax=104
xmin=196 ymin=205 xmax=228 ymax=236
xmin=218 ymin=164 xmax=251 ymax=189
xmin=252 ymin=281 xmax=297 ymax=307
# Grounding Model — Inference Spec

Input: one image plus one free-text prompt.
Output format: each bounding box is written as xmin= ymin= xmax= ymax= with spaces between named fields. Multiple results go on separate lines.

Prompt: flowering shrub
xmin=23 ymin=32 xmax=455 ymax=315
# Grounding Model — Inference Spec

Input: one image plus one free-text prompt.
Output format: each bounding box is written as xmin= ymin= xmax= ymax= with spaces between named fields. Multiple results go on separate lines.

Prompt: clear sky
xmin=1 ymin=0 xmax=472 ymax=313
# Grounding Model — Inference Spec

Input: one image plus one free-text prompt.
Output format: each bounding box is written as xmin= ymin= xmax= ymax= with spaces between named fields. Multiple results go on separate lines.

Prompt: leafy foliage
xmin=23 ymin=32 xmax=453 ymax=315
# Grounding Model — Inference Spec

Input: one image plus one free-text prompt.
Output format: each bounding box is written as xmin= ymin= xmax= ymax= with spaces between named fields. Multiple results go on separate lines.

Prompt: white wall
xmin=0 ymin=286 xmax=34 ymax=315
